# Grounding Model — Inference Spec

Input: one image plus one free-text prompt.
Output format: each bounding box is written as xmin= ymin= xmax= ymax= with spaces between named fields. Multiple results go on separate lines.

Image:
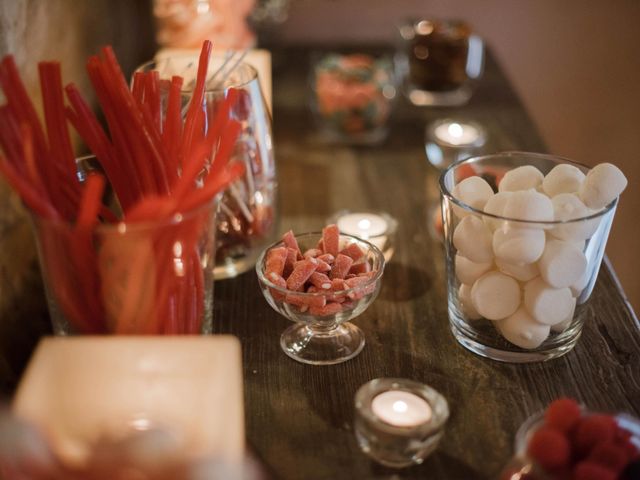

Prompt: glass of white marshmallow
xmin=439 ymin=152 xmax=627 ymax=363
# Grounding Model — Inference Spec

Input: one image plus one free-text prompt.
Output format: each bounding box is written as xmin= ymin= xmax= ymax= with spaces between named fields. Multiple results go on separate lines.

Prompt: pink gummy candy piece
xmin=322 ymin=224 xmax=340 ymax=257
xmin=265 ymin=246 xmax=287 ymax=277
xmin=282 ymin=230 xmax=302 ymax=258
xmin=286 ymin=259 xmax=318 ymax=291
xmin=330 ymin=253 xmax=354 ymax=280
xmin=309 ymin=302 xmax=343 ymax=316
xmin=340 ymin=242 xmax=365 ymax=261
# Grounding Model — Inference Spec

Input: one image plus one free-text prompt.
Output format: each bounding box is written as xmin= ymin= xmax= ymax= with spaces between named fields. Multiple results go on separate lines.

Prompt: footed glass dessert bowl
xmin=256 ymin=230 xmax=385 ymax=365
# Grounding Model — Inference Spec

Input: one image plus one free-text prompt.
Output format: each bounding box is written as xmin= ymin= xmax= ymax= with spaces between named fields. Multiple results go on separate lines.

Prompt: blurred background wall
xmin=0 ymin=0 xmax=637 ymax=358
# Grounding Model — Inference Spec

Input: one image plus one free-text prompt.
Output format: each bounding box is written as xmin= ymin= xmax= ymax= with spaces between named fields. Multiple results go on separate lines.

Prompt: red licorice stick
xmin=76 ymin=173 xmax=105 ymax=228
xmin=39 ymin=61 xmax=80 ymax=219
xmin=205 ymin=88 xmax=240 ymax=151
xmin=131 ymin=71 xmax=145 ymax=104
xmin=146 ymin=70 xmax=162 ymax=132
xmin=0 ymin=106 xmax=24 ymax=167
xmin=0 ymin=56 xmax=50 ymax=170
xmin=99 ymin=47 xmax=170 ymax=195
xmin=209 ymin=120 xmax=242 ymax=176
xmin=85 ymin=56 xmax=144 ymax=203
xmin=179 ymin=161 xmax=245 ymax=213
xmin=64 ymin=84 xmax=126 ymax=197
xmin=180 ymin=40 xmax=212 ymax=166
xmin=162 ymin=75 xmax=183 ymax=182
xmin=21 ymin=124 xmax=47 ymax=196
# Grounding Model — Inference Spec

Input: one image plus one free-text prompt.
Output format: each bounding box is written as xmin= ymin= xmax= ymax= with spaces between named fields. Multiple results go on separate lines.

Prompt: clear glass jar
xmin=440 ymin=152 xmax=618 ymax=362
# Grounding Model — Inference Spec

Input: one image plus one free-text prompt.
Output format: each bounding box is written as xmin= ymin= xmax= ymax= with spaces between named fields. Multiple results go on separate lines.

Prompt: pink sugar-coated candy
xmin=283 ymin=247 xmax=298 ymax=278
xmin=316 ymin=238 xmax=325 ymax=251
xmin=303 ymin=248 xmax=323 ymax=258
xmin=285 ymin=292 xmax=326 ymax=309
xmin=330 ymin=253 xmax=354 ymax=279
xmin=282 ymin=230 xmax=302 ymax=258
xmin=317 ymin=253 xmax=335 ymax=264
xmin=315 ymin=259 xmax=332 ymax=273
xmin=328 ymin=278 xmax=348 ymax=303
xmin=345 ymin=275 xmax=376 ymax=299
xmin=265 ymin=246 xmax=287 ymax=277
xmin=309 ymin=302 xmax=343 ymax=316
xmin=340 ymin=242 xmax=365 ymax=261
xmin=267 ymin=271 xmax=287 ymax=300
xmin=349 ymin=261 xmax=371 ymax=275
xmin=286 ymin=259 xmax=319 ymax=291
xmin=294 ymin=257 xmax=319 ymax=269
xmin=310 ymin=272 xmax=332 ymax=290
xmin=322 ymin=224 xmax=340 ymax=256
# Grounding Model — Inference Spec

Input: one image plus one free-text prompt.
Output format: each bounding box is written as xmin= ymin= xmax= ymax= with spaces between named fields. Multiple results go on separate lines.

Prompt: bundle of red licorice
xmin=0 ymin=40 xmax=243 ymax=334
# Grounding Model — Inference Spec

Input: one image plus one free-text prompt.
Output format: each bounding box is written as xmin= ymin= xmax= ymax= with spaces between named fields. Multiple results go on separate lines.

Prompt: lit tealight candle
xmin=336 ymin=213 xmax=388 ymax=250
xmin=371 ymin=390 xmax=433 ymax=427
xmin=426 ymin=119 xmax=486 ymax=169
xmin=434 ymin=121 xmax=480 ymax=146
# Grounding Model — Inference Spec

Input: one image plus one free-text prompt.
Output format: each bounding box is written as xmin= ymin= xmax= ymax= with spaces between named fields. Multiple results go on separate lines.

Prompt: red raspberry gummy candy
xmin=573 ymin=461 xmax=616 ymax=480
xmin=589 ymin=441 xmax=629 ymax=474
xmin=544 ymin=397 xmax=581 ymax=432
xmin=574 ymin=415 xmax=617 ymax=456
xmin=527 ymin=427 xmax=570 ymax=471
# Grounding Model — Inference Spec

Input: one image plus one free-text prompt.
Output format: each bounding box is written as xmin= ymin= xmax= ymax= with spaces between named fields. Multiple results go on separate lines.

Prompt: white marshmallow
xmin=498 ymin=165 xmax=544 ymax=192
xmin=483 ymin=191 xmax=512 ymax=231
xmin=523 ymin=277 xmax=574 ymax=325
xmin=542 ymin=164 xmax=586 ymax=197
xmin=493 ymin=225 xmax=545 ymax=264
xmin=453 ymin=216 xmax=494 ymax=263
xmin=495 ymin=257 xmax=539 ymax=282
xmin=550 ymin=193 xmax=599 ymax=241
xmin=471 ymin=271 xmax=520 ymax=320
xmin=497 ymin=307 xmax=550 ymax=349
xmin=550 ymin=297 xmax=576 ymax=333
xmin=503 ymin=190 xmax=554 ymax=224
xmin=578 ymin=162 xmax=627 ymax=210
xmin=570 ymin=269 xmax=590 ymax=298
xmin=538 ymin=239 xmax=587 ymax=288
xmin=452 ymin=176 xmax=494 ymax=218
xmin=459 ymin=284 xmax=482 ymax=320
xmin=455 ymin=254 xmax=492 ymax=286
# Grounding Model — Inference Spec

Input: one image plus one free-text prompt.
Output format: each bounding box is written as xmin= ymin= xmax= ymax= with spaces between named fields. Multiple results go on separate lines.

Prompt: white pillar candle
xmin=336 ymin=213 xmax=388 ymax=250
xmin=371 ymin=390 xmax=432 ymax=427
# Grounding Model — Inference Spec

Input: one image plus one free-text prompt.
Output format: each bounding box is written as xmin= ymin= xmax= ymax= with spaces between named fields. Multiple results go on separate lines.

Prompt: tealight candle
xmin=330 ymin=211 xmax=398 ymax=261
xmin=425 ymin=118 xmax=486 ymax=169
xmin=354 ymin=378 xmax=449 ymax=468
xmin=371 ymin=390 xmax=432 ymax=427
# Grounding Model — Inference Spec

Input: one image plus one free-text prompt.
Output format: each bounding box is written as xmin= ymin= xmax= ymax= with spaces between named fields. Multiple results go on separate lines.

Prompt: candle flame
xmin=357 ymin=218 xmax=371 ymax=231
xmin=448 ymin=123 xmax=463 ymax=138
xmin=392 ymin=400 xmax=408 ymax=413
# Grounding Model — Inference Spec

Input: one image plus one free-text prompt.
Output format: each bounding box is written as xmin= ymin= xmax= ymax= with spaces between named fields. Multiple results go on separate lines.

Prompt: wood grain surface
xmin=213 ymin=47 xmax=640 ymax=479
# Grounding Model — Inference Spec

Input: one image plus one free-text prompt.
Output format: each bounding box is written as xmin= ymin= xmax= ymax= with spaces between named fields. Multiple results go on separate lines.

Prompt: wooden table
xmin=213 ymin=47 xmax=640 ymax=479
xmin=0 ymin=46 xmax=637 ymax=479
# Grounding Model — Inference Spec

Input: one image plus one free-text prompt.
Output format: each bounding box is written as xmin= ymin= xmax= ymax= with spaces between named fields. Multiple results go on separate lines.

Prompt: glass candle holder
xmin=327 ymin=210 xmax=398 ymax=261
xmin=440 ymin=152 xmax=620 ymax=362
xmin=354 ymin=378 xmax=449 ymax=468
xmin=310 ymin=53 xmax=397 ymax=145
xmin=135 ymin=56 xmax=278 ymax=280
xmin=425 ymin=118 xmax=487 ymax=170
xmin=396 ymin=19 xmax=484 ymax=107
